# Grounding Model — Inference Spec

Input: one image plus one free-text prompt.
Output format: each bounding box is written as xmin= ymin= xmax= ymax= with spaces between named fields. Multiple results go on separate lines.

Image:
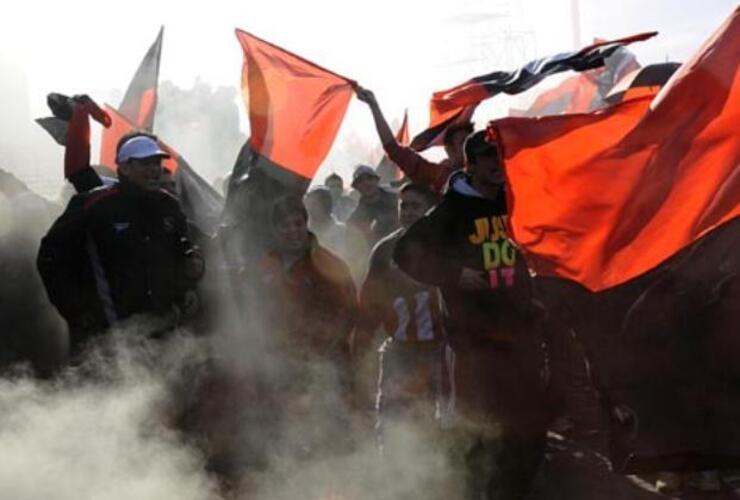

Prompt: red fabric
xmin=64 ymin=106 xmax=91 ymax=179
xmin=429 ymin=32 xmax=654 ymax=133
xmin=100 ymin=105 xmax=178 ymax=173
xmin=118 ymin=27 xmax=163 ymax=131
xmin=489 ymin=7 xmax=740 ymax=291
xmin=64 ymin=100 xmax=112 ymax=178
xmin=396 ymin=110 xmax=409 ymax=146
xmin=527 ymin=73 xmax=600 ymax=116
xmin=236 ymin=29 xmax=355 ymax=181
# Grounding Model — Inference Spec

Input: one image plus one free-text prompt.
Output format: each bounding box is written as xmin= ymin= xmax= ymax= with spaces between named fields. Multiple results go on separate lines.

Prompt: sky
xmin=0 ymin=0 xmax=736 ymax=193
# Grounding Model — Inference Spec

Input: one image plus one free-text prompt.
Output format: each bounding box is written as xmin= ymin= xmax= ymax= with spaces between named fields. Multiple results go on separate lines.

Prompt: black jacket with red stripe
xmin=37 ymin=177 xmax=201 ymax=349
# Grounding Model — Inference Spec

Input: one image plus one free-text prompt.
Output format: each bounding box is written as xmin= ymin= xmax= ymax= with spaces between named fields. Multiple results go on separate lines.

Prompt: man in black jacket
xmin=394 ymin=131 xmax=550 ymax=500
xmin=37 ymin=132 xmax=204 ymax=356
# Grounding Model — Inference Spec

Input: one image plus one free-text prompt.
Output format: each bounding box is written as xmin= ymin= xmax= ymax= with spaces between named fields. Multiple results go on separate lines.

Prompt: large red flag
xmin=489 ymin=7 xmax=740 ymax=291
xmin=236 ymin=29 xmax=355 ymax=191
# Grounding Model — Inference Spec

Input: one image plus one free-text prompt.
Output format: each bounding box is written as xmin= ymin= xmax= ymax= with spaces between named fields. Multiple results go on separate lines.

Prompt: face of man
xmin=468 ymin=151 xmax=505 ymax=188
xmin=444 ymin=129 xmax=469 ymax=166
xmin=273 ymin=212 xmax=310 ymax=253
xmin=354 ymin=174 xmax=380 ymax=198
xmin=119 ymin=156 xmax=164 ymax=191
xmin=399 ymin=190 xmax=431 ymax=229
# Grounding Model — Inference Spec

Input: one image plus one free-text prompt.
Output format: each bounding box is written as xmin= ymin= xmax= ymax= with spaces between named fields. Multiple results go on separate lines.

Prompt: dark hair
xmin=325 ymin=173 xmax=343 ymax=185
xmin=115 ymin=130 xmax=159 ymax=156
xmin=305 ymin=187 xmax=333 ymax=214
xmin=443 ymin=122 xmax=474 ymax=148
xmin=464 ymin=130 xmax=499 ymax=164
xmin=271 ymin=195 xmax=308 ymax=226
xmin=400 ymin=182 xmax=441 ymax=207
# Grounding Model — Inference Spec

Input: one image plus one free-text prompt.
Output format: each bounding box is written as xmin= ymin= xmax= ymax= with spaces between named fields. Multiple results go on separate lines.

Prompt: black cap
xmin=464 ymin=130 xmax=498 ymax=163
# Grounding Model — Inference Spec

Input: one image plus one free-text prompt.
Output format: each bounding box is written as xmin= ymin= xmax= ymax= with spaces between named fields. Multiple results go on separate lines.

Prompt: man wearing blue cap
xmin=37 ymin=132 xmax=204 ymax=357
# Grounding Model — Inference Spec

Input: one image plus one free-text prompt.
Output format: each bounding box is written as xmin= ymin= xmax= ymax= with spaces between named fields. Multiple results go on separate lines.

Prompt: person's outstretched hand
xmin=355 ymin=86 xmax=377 ymax=107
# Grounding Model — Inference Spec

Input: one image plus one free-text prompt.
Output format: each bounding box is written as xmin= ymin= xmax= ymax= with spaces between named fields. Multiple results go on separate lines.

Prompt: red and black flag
xmin=118 ymin=26 xmax=164 ymax=130
xmin=376 ymin=110 xmax=409 ymax=184
xmin=101 ymin=106 xmax=224 ymax=234
xmin=410 ymin=32 xmax=656 ymax=151
xmin=525 ymin=45 xmax=640 ymax=116
xmin=235 ymin=29 xmax=355 ymax=193
xmin=100 ymin=27 xmax=164 ymax=168
xmin=604 ymin=62 xmax=681 ymax=105
xmin=487 ymin=7 xmax=739 ymax=292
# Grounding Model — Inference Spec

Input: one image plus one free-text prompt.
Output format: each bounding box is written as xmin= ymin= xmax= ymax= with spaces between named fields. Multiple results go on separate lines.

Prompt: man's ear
xmin=117 ymin=162 xmax=130 ymax=176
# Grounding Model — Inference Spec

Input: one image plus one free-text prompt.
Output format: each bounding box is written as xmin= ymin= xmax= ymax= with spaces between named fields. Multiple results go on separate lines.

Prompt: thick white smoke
xmin=0 ymin=332 xmax=222 ymax=500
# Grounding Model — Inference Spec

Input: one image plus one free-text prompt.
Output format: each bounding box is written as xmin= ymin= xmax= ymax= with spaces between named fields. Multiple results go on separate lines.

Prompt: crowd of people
xmin=0 ymin=81 xmax=735 ymax=500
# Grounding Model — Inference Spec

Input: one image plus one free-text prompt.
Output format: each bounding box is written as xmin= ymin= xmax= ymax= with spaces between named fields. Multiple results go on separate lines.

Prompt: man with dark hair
xmin=356 ymin=86 xmax=472 ymax=192
xmin=347 ymin=165 xmax=399 ymax=248
xmin=356 ymin=182 xmax=446 ymax=454
xmin=324 ymin=172 xmax=356 ymax=222
xmin=255 ymin=195 xmax=358 ymax=460
xmin=259 ymin=195 xmax=357 ymax=361
xmin=37 ymin=132 xmax=204 ymax=356
xmin=394 ymin=131 xmax=551 ymax=500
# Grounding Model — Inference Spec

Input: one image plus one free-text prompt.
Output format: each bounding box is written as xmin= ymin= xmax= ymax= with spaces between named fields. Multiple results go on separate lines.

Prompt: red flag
xmin=100 ymin=27 xmax=163 ymax=167
xmin=524 ymin=43 xmax=640 ymax=116
xmin=236 ymin=29 xmax=355 ymax=191
xmin=119 ymin=26 xmax=163 ymax=130
xmin=376 ymin=110 xmax=409 ymax=183
xmin=526 ymin=73 xmax=600 ymax=116
xmin=604 ymin=62 xmax=681 ymax=105
xmin=411 ymin=32 xmax=655 ymax=151
xmin=488 ymin=7 xmax=740 ymax=291
xmin=100 ymin=105 xmax=178 ymax=173
xmin=100 ymin=106 xmax=223 ymax=232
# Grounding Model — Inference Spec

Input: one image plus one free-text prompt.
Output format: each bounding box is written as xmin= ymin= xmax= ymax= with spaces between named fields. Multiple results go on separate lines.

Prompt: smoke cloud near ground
xmin=0 ymin=332 xmax=221 ymax=500
xmin=0 ymin=321 xmax=463 ymax=500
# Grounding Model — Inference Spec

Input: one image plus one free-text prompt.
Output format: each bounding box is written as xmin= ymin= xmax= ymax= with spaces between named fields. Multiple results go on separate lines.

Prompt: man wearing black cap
xmin=37 ymin=131 xmax=204 ymax=356
xmin=347 ymin=165 xmax=399 ymax=248
xmin=394 ymin=131 xmax=551 ymax=500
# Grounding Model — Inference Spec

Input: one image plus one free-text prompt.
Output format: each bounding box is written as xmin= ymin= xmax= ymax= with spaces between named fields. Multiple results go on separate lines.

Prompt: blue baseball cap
xmin=116 ymin=136 xmax=170 ymax=164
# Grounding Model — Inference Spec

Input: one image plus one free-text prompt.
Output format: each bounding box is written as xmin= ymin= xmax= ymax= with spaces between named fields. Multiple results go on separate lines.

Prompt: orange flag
xmin=100 ymin=105 xmax=178 ymax=173
xmin=488 ymin=7 xmax=740 ymax=291
xmin=236 ymin=29 xmax=355 ymax=190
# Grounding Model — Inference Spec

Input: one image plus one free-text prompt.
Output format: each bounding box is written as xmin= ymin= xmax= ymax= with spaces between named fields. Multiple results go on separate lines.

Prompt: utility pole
xmin=571 ymin=0 xmax=582 ymax=49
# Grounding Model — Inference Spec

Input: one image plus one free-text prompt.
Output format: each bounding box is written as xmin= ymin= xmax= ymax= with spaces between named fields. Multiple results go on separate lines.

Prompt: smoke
xmin=0 ymin=317 xmax=463 ymax=500
xmin=0 ymin=162 xmax=465 ymax=500
xmin=155 ymin=80 xmax=245 ymax=186
xmin=0 ymin=331 xmax=221 ymax=500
